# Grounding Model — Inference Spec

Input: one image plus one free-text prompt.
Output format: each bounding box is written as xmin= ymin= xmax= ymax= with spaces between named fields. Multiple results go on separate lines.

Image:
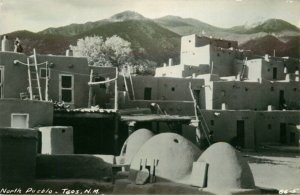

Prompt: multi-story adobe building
xmin=0 ymin=36 xmax=119 ymax=154
xmin=1 ymin=34 xmax=299 ymax=152
xmin=118 ymin=34 xmax=300 ymax=149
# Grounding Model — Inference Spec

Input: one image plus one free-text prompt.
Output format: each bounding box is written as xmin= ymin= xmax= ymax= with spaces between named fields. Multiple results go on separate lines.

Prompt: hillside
xmin=155 ymin=16 xmax=300 ymax=44
xmin=4 ymin=30 xmax=75 ymax=55
xmin=240 ymin=35 xmax=300 ymax=58
xmin=2 ymin=11 xmax=300 ymax=65
xmin=154 ymin=15 xmax=228 ymax=38
xmin=38 ymin=11 xmax=148 ymax=36
xmin=4 ymin=19 xmax=181 ymax=66
xmin=39 ymin=20 xmax=110 ymax=37
xmin=74 ymin=20 xmax=181 ymax=64
xmin=230 ymin=19 xmax=300 ymax=34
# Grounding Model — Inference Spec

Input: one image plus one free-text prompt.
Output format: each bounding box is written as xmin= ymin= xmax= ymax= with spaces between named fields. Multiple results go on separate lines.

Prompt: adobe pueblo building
xmin=118 ymin=34 xmax=300 ymax=149
xmin=0 ymin=33 xmax=299 ymax=194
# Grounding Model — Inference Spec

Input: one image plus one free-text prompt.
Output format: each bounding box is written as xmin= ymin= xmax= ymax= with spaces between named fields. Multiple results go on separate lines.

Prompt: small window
xmin=189 ymin=40 xmax=191 ymax=43
xmin=245 ymin=87 xmax=248 ymax=92
xmin=268 ymin=124 xmax=272 ymax=130
xmin=11 ymin=113 xmax=29 ymax=128
xmin=144 ymin=87 xmax=152 ymax=100
xmin=62 ymin=76 xmax=72 ymax=88
xmin=39 ymin=68 xmax=50 ymax=79
xmin=217 ymin=53 xmax=220 ymax=57
xmin=171 ymin=87 xmax=175 ymax=92
xmin=210 ymin=120 xmax=214 ymax=126
xmin=59 ymin=74 xmax=74 ymax=103
xmin=221 ymin=90 xmax=225 ymax=97
xmin=294 ymin=88 xmax=297 ymax=91
xmin=271 ymin=86 xmax=274 ymax=91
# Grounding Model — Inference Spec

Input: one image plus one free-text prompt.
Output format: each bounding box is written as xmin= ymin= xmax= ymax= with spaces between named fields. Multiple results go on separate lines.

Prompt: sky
xmin=0 ymin=0 xmax=300 ymax=34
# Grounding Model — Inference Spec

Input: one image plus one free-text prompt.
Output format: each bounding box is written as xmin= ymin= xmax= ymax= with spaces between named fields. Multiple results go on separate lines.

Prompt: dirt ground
xmin=243 ymin=151 xmax=300 ymax=191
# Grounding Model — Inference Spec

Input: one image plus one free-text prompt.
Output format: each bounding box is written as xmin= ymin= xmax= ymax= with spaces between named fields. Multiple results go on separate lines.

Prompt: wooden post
xmin=189 ymin=82 xmax=199 ymax=121
xmin=122 ymin=72 xmax=130 ymax=100
xmin=114 ymin=114 xmax=120 ymax=155
xmin=210 ymin=61 xmax=214 ymax=75
xmin=27 ymin=58 xmax=33 ymax=100
xmin=88 ymin=69 xmax=93 ymax=108
xmin=129 ymin=66 xmax=135 ymax=100
xmin=45 ymin=61 xmax=49 ymax=101
xmin=114 ymin=67 xmax=118 ymax=110
xmin=33 ymin=48 xmax=42 ymax=100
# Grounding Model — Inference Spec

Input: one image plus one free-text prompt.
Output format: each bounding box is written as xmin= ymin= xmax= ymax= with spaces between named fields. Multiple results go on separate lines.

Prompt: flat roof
xmin=120 ymin=114 xmax=192 ymax=123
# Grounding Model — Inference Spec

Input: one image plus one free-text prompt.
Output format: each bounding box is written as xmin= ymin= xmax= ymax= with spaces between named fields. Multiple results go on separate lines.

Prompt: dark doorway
xmin=54 ymin=116 xmax=115 ymax=154
xmin=290 ymin=132 xmax=296 ymax=145
xmin=144 ymin=87 xmax=152 ymax=100
xmin=280 ymin=123 xmax=287 ymax=144
xmin=273 ymin=67 xmax=277 ymax=79
xmin=236 ymin=120 xmax=245 ymax=148
xmin=279 ymin=90 xmax=285 ymax=109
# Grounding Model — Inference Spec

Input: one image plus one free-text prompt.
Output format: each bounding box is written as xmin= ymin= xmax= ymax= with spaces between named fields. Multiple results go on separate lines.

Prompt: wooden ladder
xmin=27 ymin=49 xmax=42 ymax=100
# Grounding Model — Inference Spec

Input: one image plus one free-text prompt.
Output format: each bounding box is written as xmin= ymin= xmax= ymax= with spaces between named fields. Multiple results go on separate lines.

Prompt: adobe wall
xmin=155 ymin=64 xmax=209 ymax=78
xmin=122 ymin=100 xmax=195 ymax=116
xmin=119 ymin=76 xmax=205 ymax=104
xmin=0 ymin=127 xmax=38 ymax=183
xmin=0 ymin=52 xmax=116 ymax=108
xmin=0 ymin=52 xmax=29 ymax=98
xmin=254 ymin=111 xmax=300 ymax=146
xmin=195 ymin=36 xmax=238 ymax=48
xmin=281 ymin=58 xmax=300 ymax=74
xmin=246 ymin=59 xmax=262 ymax=80
xmin=36 ymin=154 xmax=112 ymax=180
xmin=0 ymin=99 xmax=53 ymax=128
xmin=212 ymin=80 xmax=300 ymax=110
xmin=37 ymin=55 xmax=90 ymax=108
xmin=261 ymin=59 xmax=285 ymax=80
xmin=200 ymin=110 xmax=256 ymax=149
xmin=246 ymin=58 xmax=289 ymax=81
xmin=182 ymin=65 xmax=209 ymax=77
xmin=180 ymin=39 xmax=210 ymax=65
xmin=155 ymin=64 xmax=185 ymax=77
xmin=200 ymin=110 xmax=300 ymax=149
xmin=210 ymin=47 xmax=239 ymax=76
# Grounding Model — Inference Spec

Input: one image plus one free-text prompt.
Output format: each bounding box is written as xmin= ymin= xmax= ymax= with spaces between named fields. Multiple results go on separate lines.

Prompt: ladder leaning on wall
xmin=27 ymin=49 xmax=42 ymax=100
xmin=14 ymin=48 xmax=49 ymax=101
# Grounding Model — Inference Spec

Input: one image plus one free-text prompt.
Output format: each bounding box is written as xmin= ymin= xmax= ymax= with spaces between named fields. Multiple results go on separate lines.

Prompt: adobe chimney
xmin=168 ymin=58 xmax=173 ymax=66
xmin=1 ymin=36 xmax=13 ymax=52
xmin=66 ymin=49 xmax=73 ymax=57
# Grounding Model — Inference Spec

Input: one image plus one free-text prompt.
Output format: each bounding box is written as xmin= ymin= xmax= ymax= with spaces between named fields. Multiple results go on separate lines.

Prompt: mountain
xmin=74 ymin=20 xmax=181 ymax=64
xmin=39 ymin=11 xmax=147 ymax=36
xmin=4 ymin=30 xmax=75 ymax=55
xmin=109 ymin=10 xmax=147 ymax=22
xmin=154 ymin=15 xmax=227 ymax=37
xmin=155 ymin=16 xmax=300 ymax=44
xmin=230 ymin=19 xmax=300 ymax=34
xmin=2 ymin=11 xmax=300 ymax=64
xmin=39 ymin=20 xmax=110 ymax=36
xmin=240 ymin=35 xmax=300 ymax=58
xmin=4 ymin=16 xmax=181 ymax=66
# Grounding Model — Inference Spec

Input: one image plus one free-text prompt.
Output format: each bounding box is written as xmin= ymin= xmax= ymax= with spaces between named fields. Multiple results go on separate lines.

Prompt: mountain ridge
xmin=1 ymin=10 xmax=300 ymax=64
